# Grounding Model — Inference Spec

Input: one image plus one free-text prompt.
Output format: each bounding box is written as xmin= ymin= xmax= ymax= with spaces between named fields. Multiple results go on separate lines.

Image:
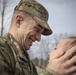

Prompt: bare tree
xmin=0 ymin=0 xmax=5 ymax=36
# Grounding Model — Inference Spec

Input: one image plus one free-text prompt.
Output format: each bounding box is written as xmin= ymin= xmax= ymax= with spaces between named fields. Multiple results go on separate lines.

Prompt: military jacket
xmin=0 ymin=33 xmax=59 ymax=75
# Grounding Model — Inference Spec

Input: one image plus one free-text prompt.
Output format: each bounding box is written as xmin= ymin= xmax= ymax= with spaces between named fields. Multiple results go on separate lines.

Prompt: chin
xmin=25 ymin=43 xmax=32 ymax=50
xmin=25 ymin=46 xmax=31 ymax=51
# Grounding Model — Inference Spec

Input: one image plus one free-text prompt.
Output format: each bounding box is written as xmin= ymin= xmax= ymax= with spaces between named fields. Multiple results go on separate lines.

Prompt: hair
xmin=69 ymin=37 xmax=76 ymax=39
xmin=69 ymin=36 xmax=76 ymax=47
xmin=10 ymin=10 xmax=33 ymax=26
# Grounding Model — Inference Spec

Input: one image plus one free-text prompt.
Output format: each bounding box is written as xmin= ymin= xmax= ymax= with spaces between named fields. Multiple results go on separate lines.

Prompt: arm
xmin=0 ymin=46 xmax=15 ymax=75
xmin=46 ymin=45 xmax=76 ymax=75
xmin=0 ymin=55 xmax=11 ymax=75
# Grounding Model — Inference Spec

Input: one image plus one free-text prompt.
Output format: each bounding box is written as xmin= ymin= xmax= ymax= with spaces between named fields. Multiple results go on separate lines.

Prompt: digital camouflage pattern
xmin=0 ymin=33 xmax=38 ymax=75
xmin=0 ymin=33 xmax=58 ymax=75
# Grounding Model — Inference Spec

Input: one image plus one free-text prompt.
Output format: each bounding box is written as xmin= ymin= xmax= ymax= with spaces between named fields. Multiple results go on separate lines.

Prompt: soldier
xmin=0 ymin=0 xmax=76 ymax=75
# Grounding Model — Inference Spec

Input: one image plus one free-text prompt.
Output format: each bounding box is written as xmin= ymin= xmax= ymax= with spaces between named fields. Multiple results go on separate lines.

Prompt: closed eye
xmin=34 ymin=27 xmax=39 ymax=32
xmin=54 ymin=48 xmax=57 ymax=50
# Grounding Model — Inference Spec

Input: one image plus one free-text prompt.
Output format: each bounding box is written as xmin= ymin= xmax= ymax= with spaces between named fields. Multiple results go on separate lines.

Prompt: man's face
xmin=18 ymin=17 xmax=44 ymax=51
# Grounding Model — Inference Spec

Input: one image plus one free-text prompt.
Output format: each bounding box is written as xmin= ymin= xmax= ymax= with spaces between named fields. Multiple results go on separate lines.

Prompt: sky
xmin=0 ymin=0 xmax=76 ymax=35
xmin=37 ymin=0 xmax=76 ymax=35
xmin=0 ymin=0 xmax=76 ymax=59
xmin=31 ymin=0 xmax=76 ymax=59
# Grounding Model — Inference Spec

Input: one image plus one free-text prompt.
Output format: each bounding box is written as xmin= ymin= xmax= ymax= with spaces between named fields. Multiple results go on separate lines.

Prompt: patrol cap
xmin=14 ymin=0 xmax=53 ymax=35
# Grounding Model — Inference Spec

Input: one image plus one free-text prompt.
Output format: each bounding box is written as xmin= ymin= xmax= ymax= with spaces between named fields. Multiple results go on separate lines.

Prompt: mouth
xmin=29 ymin=38 xmax=35 ymax=46
xmin=30 ymin=37 xmax=35 ymax=42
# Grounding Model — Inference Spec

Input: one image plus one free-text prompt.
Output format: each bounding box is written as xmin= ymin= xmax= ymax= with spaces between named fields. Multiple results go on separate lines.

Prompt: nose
xmin=36 ymin=33 xmax=41 ymax=42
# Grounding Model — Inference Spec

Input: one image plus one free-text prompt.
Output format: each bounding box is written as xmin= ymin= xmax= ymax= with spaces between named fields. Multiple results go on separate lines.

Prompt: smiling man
xmin=10 ymin=11 xmax=45 ymax=51
xmin=0 ymin=0 xmax=76 ymax=75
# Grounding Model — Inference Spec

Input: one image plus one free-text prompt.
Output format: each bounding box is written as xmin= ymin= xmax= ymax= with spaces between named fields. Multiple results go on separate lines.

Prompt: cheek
xmin=24 ymin=33 xmax=31 ymax=44
xmin=24 ymin=34 xmax=29 ymax=42
xmin=29 ymin=31 xmax=37 ymax=37
xmin=23 ymin=36 xmax=29 ymax=48
xmin=23 ymin=30 xmax=36 ymax=43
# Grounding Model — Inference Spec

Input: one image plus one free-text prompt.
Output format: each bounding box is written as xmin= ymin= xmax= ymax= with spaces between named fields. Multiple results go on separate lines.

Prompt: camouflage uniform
xmin=0 ymin=0 xmax=59 ymax=74
xmin=0 ymin=33 xmax=59 ymax=75
xmin=0 ymin=33 xmax=38 ymax=75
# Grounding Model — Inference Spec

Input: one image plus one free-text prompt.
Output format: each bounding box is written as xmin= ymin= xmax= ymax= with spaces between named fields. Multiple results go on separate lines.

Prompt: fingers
xmin=48 ymin=50 xmax=64 ymax=61
xmin=63 ymin=55 xmax=76 ymax=69
xmin=68 ymin=66 xmax=76 ymax=75
xmin=61 ymin=45 xmax=76 ymax=61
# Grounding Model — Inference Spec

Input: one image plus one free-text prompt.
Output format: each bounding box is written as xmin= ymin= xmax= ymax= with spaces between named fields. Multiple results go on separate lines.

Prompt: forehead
xmin=37 ymin=25 xmax=44 ymax=29
xmin=36 ymin=24 xmax=44 ymax=30
xmin=28 ymin=17 xmax=44 ymax=29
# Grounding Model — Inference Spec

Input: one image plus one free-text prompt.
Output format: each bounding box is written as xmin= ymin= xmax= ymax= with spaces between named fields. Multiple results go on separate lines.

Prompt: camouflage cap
xmin=14 ymin=0 xmax=53 ymax=35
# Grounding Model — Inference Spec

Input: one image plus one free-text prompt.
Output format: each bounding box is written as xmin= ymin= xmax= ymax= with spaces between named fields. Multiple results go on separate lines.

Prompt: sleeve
xmin=0 ymin=47 xmax=15 ymax=75
xmin=0 ymin=55 xmax=11 ymax=75
xmin=43 ymin=69 xmax=60 ymax=75
xmin=36 ymin=67 xmax=59 ymax=75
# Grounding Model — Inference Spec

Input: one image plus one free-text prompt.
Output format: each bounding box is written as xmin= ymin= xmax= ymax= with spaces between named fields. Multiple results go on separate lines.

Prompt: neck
xmin=9 ymin=29 xmax=18 ymax=41
xmin=9 ymin=29 xmax=27 ymax=52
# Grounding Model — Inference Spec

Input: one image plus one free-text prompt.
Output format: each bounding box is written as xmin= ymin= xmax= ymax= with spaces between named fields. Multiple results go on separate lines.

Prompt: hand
xmin=47 ymin=45 xmax=76 ymax=75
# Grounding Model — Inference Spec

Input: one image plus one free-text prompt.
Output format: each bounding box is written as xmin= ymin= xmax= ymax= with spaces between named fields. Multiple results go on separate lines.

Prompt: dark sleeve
xmin=0 ymin=55 xmax=11 ymax=75
xmin=0 ymin=47 xmax=15 ymax=75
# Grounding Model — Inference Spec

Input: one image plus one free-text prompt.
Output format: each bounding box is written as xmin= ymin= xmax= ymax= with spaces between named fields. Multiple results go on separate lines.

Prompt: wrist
xmin=45 ymin=69 xmax=60 ymax=75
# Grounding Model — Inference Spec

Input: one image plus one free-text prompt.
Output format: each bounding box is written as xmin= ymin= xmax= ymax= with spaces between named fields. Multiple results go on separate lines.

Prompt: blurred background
xmin=0 ymin=0 xmax=76 ymax=72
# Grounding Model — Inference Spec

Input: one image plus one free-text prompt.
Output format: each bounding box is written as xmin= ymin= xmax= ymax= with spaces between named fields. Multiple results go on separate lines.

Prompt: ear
xmin=15 ymin=15 xmax=24 ymax=28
